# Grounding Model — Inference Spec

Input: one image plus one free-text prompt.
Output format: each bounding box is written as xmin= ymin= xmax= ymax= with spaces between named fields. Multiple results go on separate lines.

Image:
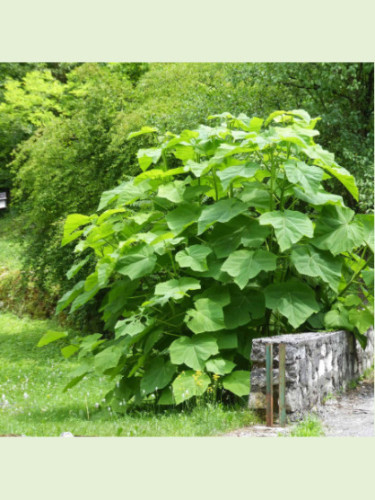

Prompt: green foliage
xmin=0 ymin=311 xmax=258 ymax=436
xmin=46 ymin=110 xmax=374 ymax=409
xmin=239 ymin=63 xmax=374 ymax=212
xmin=290 ymin=415 xmax=325 ymax=437
xmin=0 ymin=211 xmax=57 ymax=318
xmin=2 ymin=62 xmax=371 ymax=332
xmin=0 ymin=68 xmax=64 ymax=189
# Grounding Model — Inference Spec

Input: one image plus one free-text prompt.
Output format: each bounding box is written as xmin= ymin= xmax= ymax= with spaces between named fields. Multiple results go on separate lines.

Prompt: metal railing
xmin=265 ymin=343 xmax=286 ymax=427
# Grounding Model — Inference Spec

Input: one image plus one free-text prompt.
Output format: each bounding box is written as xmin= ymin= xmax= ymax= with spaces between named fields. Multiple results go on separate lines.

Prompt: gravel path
xmin=315 ymin=380 xmax=374 ymax=437
xmin=224 ymin=378 xmax=374 ymax=438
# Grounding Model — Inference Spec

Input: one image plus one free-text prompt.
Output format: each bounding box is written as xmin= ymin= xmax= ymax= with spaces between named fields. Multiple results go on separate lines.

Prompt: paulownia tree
xmin=39 ymin=109 xmax=374 ymax=408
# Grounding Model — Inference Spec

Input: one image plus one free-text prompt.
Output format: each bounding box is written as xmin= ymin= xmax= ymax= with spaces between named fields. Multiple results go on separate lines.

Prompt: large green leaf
xmin=214 ymin=142 xmax=254 ymax=159
xmin=70 ymin=284 xmax=101 ymax=313
xmin=221 ymin=249 xmax=277 ymax=289
xmin=184 ymin=159 xmax=211 ymax=178
xmin=96 ymin=258 xmax=116 ymax=287
xmin=348 ymin=308 xmax=374 ymax=335
xmin=324 ymin=305 xmax=352 ymax=331
xmin=207 ymin=215 xmax=247 ymax=258
xmin=97 ymin=180 xmax=148 ymax=211
xmin=63 ymin=213 xmax=91 ymax=237
xmin=78 ymin=334 xmax=105 ymax=358
xmin=205 ymin=358 xmax=236 ymax=375
xmin=115 ymin=318 xmax=145 ymax=338
xmin=324 ymin=163 xmax=359 ymax=201
xmin=140 ymin=358 xmax=176 ymax=395
xmin=185 ymin=298 xmax=225 ymax=334
xmin=157 ymin=181 xmax=186 ymax=203
xmin=222 ymin=371 xmax=250 ymax=397
xmin=259 ymin=210 xmax=313 ymax=252
xmin=197 ymin=199 xmax=248 ymax=235
xmin=215 ymin=331 xmax=238 ymax=350
xmin=94 ymin=344 xmax=125 ymax=373
xmin=154 ymin=277 xmax=201 ymax=303
xmin=175 ymin=245 xmax=212 ymax=272
xmin=238 ymin=182 xmax=271 ymax=212
xmin=166 ymin=203 xmax=201 ymax=234
xmin=172 ymin=370 xmax=211 ymax=404
xmin=264 ymin=280 xmax=320 ymax=328
xmin=284 ymin=160 xmax=323 ymax=192
xmin=62 ymin=214 xmax=91 ymax=246
xmin=356 ymin=214 xmax=374 ymax=253
xmin=116 ymin=245 xmax=157 ymax=280
xmin=135 ymin=167 xmax=185 ymax=184
xmin=302 ymin=144 xmax=359 ymax=200
xmin=66 ymin=256 xmax=91 ymax=280
xmin=291 ymin=245 xmax=343 ymax=292
xmin=362 ymin=269 xmax=374 ymax=289
xmin=195 ymin=254 xmax=232 ymax=284
xmin=63 ymin=362 xmax=94 ymax=392
xmin=127 ymin=126 xmax=158 ymax=140
xmin=240 ymin=219 xmax=271 ymax=248
xmin=196 ymin=285 xmax=231 ymax=307
xmin=223 ymin=288 xmax=265 ymax=329
xmin=169 ymin=334 xmax=219 ymax=370
xmin=130 ymin=211 xmax=161 ymax=226
xmin=293 ymin=187 xmax=344 ymax=206
xmin=216 ymin=163 xmax=259 ymax=190
xmin=37 ymin=330 xmax=68 ymax=347
xmin=100 ymin=279 xmax=139 ymax=328
xmin=137 ymin=148 xmax=162 ymax=171
xmin=56 ymin=280 xmax=85 ymax=314
xmin=61 ymin=344 xmax=80 ymax=359
xmin=312 ymin=206 xmax=365 ymax=255
xmin=183 ymin=184 xmax=211 ymax=202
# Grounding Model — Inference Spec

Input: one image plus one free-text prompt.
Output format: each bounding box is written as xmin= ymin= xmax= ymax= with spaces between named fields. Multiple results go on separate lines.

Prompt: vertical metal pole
xmin=279 ymin=343 xmax=286 ymax=427
xmin=266 ymin=344 xmax=273 ymax=427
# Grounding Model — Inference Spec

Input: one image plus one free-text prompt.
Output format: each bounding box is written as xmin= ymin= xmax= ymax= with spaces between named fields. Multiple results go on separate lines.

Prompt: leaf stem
xmin=331 ymin=255 xmax=373 ymax=305
xmin=211 ymin=168 xmax=219 ymax=201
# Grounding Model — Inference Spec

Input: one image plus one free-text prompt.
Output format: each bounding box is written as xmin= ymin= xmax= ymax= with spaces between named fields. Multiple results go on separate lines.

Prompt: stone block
xmin=248 ymin=327 xmax=374 ymax=417
xmin=248 ymin=391 xmax=266 ymax=410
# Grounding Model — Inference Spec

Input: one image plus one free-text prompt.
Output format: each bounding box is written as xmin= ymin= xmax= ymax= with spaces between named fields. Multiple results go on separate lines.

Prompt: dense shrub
xmin=44 ymin=110 xmax=374 ymax=409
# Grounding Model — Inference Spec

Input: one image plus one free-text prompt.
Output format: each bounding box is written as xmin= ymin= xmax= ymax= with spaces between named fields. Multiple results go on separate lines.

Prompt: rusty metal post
xmin=265 ymin=344 xmax=273 ymax=426
xmin=279 ymin=343 xmax=286 ymax=427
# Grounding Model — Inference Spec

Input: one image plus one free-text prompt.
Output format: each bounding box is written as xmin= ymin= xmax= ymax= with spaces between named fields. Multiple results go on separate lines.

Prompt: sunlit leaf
xmin=259 ymin=210 xmax=313 ymax=252
xmin=169 ymin=334 xmax=219 ymax=370
xmin=185 ymin=298 xmax=225 ymax=334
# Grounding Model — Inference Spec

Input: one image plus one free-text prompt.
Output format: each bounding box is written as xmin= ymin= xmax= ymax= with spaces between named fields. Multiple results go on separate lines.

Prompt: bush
xmin=44 ymin=109 xmax=374 ymax=409
xmin=7 ymin=63 xmax=373 ymax=329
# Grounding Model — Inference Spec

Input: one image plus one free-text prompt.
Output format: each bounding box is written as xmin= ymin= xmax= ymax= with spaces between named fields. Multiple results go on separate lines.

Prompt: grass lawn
xmin=0 ymin=311 xmax=258 ymax=436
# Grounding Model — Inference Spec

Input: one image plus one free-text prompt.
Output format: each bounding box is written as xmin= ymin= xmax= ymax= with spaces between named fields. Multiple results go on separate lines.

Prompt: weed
xmin=290 ymin=415 xmax=325 ymax=437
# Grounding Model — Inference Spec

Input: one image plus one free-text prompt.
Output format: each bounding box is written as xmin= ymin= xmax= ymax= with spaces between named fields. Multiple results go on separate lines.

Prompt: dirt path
xmin=225 ymin=379 xmax=374 ymax=438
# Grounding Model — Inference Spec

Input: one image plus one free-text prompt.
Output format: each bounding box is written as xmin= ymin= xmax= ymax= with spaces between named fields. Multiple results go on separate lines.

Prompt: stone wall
xmin=249 ymin=328 xmax=374 ymax=421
